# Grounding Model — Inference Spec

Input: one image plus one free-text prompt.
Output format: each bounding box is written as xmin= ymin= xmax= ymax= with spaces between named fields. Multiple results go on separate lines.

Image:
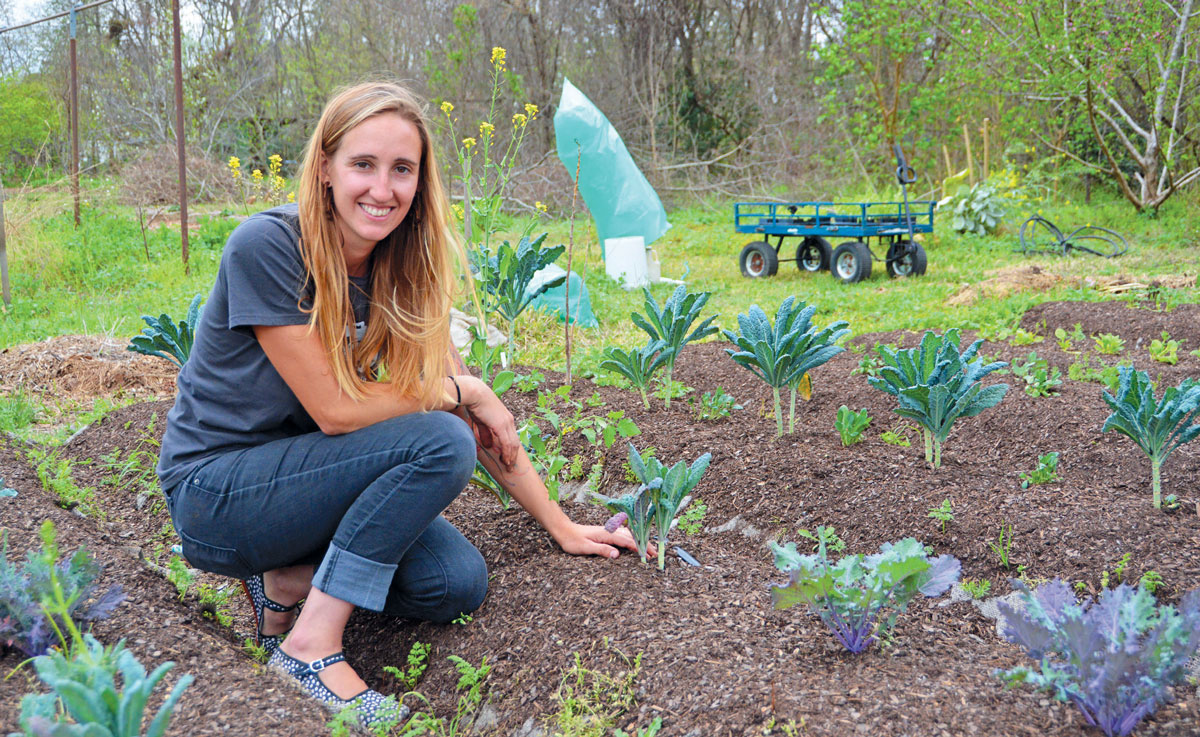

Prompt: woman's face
xmin=322 ymin=112 xmax=422 ymax=258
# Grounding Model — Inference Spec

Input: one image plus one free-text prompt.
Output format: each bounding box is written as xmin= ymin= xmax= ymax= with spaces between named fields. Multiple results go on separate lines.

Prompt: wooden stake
xmin=962 ymin=123 xmax=974 ymax=185
xmin=68 ymin=8 xmax=80 ymax=227
xmin=0 ymin=184 xmax=10 ymax=306
xmin=982 ymin=117 xmax=990 ymax=180
xmin=565 ymin=145 xmax=581 ymax=387
xmin=171 ymin=0 xmax=189 ymax=274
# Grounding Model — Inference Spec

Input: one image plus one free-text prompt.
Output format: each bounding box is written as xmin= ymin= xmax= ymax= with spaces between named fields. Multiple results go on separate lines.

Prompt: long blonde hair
xmin=296 ymin=82 xmax=463 ymax=408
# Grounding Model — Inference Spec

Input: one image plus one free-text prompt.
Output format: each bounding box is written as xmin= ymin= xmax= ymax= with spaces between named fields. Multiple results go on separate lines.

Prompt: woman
xmin=157 ymin=82 xmax=637 ymax=724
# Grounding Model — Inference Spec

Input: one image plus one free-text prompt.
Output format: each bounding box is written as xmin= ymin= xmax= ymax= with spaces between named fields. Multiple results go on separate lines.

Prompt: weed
xmin=880 ymin=423 xmax=912 ymax=446
xmin=553 ymin=644 xmax=642 ymax=737
xmin=196 ymin=583 xmax=236 ymax=627
xmin=242 ymin=637 xmax=270 ymax=663
xmin=0 ymin=387 xmax=39 ymax=434
xmin=166 ymin=555 xmax=196 ymax=600
xmin=927 ymin=499 xmax=954 ymax=533
xmin=384 ymin=641 xmax=432 ymax=691
xmin=960 ymin=578 xmax=993 ymax=599
xmin=678 ymin=497 xmax=708 ymax=535
xmin=27 ymin=448 xmax=100 ymax=518
xmin=990 ymin=523 xmax=1015 ymax=570
xmin=515 ymin=370 xmax=546 ymax=392
xmin=1140 ymin=570 xmax=1164 ymax=594
xmin=1020 ymin=452 xmax=1061 ymax=488
xmin=400 ymin=654 xmax=492 ymax=736
xmin=692 ymin=387 xmax=741 ymax=420
xmin=452 ymin=612 xmax=474 ymax=626
xmin=1011 ymin=352 xmax=1062 ymax=397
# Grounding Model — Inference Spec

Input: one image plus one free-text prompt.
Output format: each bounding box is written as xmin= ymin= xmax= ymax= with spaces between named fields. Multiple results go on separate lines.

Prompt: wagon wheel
xmin=796 ymin=236 xmax=832 ymax=272
xmin=739 ymin=240 xmax=779 ymax=278
xmin=886 ymin=240 xmax=927 ymax=278
xmin=832 ymin=241 xmax=872 ymax=283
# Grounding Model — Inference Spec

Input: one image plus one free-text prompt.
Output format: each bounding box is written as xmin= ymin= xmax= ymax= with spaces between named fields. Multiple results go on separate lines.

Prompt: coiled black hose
xmin=1018 ymin=215 xmax=1129 ymax=258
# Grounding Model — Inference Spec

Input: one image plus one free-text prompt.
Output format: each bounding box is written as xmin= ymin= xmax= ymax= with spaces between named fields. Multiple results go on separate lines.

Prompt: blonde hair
xmin=296 ymin=81 xmax=464 ymax=408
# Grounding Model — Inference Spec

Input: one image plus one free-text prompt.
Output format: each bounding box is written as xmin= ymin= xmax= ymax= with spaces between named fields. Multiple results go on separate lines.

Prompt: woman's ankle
xmin=263 ymin=565 xmax=312 ymax=605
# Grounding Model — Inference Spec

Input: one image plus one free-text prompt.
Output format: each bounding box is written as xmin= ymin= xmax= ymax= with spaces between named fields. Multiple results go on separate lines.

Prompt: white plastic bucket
xmin=604 ymin=236 xmax=648 ymax=289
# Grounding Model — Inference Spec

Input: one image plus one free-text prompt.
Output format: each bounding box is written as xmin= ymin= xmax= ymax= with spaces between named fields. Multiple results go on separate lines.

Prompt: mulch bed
xmin=3 ymin=298 xmax=1200 ymax=736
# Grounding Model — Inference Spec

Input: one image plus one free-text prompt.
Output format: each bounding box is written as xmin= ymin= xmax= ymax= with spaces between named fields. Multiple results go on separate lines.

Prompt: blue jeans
xmin=165 ymin=411 xmax=484 ymax=623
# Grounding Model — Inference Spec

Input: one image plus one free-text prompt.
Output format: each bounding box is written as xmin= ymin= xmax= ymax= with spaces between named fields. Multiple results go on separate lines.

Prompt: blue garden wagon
xmin=733 ymin=199 xmax=935 ymax=283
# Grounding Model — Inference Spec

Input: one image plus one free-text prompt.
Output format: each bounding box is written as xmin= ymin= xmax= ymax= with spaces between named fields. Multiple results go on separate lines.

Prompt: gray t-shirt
xmin=157 ymin=204 xmax=371 ymax=492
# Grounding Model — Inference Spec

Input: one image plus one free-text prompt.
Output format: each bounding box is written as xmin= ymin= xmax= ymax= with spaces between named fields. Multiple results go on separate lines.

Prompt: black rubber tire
xmin=739 ymin=240 xmax=779 ymax=278
xmin=832 ymin=241 xmax=872 ymax=283
xmin=796 ymin=236 xmax=832 ymax=272
xmin=886 ymin=240 xmax=927 ymax=278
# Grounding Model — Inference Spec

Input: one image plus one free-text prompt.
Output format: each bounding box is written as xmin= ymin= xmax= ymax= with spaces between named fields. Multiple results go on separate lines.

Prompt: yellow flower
xmin=512 ymin=113 xmax=528 ymax=127
xmin=440 ymin=101 xmax=454 ymax=115
xmin=251 ymin=169 xmax=264 ymax=181
xmin=268 ymin=154 xmax=282 ymax=173
xmin=274 ymin=175 xmax=286 ymax=190
xmin=286 ymin=192 xmax=295 ymax=203
xmin=479 ymin=121 xmax=495 ymax=137
xmin=524 ymin=103 xmax=538 ymax=118
xmin=451 ymin=203 xmax=465 ymax=220
xmin=490 ymin=46 xmax=506 ymax=67
xmin=462 ymin=137 xmax=477 ymax=150
xmin=535 ymin=201 xmax=547 ymax=212
xmin=228 ymin=156 xmax=241 ymax=178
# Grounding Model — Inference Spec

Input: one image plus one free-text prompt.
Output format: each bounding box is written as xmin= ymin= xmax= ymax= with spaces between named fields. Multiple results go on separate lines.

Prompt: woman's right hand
xmin=454 ymin=375 xmax=520 ymax=470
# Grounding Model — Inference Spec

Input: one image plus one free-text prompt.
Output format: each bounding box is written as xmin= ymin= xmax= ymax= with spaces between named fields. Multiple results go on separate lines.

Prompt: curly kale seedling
xmin=127 ymin=293 xmax=203 ymax=368
xmin=997 ymin=580 xmax=1200 ymax=737
xmin=630 ymin=285 xmax=718 ymax=409
xmin=1101 ymin=367 xmax=1200 ymax=508
xmin=724 ymin=298 xmax=849 ymax=436
xmin=868 ymin=329 xmax=1008 ymax=467
xmin=769 ymin=536 xmax=960 ymax=653
xmin=627 ymin=444 xmax=711 ymax=570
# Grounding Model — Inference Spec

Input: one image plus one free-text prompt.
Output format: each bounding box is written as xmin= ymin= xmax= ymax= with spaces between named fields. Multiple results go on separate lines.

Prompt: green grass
xmin=2 ymin=178 xmax=1197 ymax=382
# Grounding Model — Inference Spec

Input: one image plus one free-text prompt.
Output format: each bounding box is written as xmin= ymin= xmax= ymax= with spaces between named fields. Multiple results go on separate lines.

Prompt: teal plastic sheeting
xmin=554 ymin=78 xmax=669 ymax=249
xmin=526 ymin=265 xmax=598 ymax=328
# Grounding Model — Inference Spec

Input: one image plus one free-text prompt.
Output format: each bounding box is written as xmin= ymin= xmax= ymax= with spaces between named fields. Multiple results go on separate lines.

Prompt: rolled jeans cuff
xmin=314 ymin=544 xmax=398 ymax=612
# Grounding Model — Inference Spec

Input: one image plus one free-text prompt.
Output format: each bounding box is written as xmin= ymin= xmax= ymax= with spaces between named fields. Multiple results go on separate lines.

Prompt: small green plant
xmin=399 ymin=654 xmax=492 ymax=736
xmin=880 ymin=423 xmax=912 ymax=446
xmin=990 ymin=523 xmax=1014 ymax=570
xmin=1139 ymin=570 xmax=1164 ymax=594
xmin=1020 ymin=452 xmax=1060 ymax=488
xmin=1010 ymin=327 xmax=1044 ymax=346
xmin=1011 ymin=352 xmax=1061 ymax=397
xmin=797 ymin=525 xmax=847 ymax=554
xmin=1100 ymin=552 xmax=1133 ymax=589
xmin=514 ymin=369 xmax=546 ymax=392
xmin=1093 ymin=333 xmax=1125 ymax=355
xmin=552 ymin=645 xmax=642 ymax=736
xmin=1067 ymin=353 xmax=1125 ymax=392
xmin=452 ymin=612 xmax=474 ymax=626
xmin=1054 ymin=324 xmax=1085 ymax=352
xmin=384 ymin=640 xmax=432 ymax=691
xmin=927 ymin=499 xmax=954 ymax=533
xmin=947 ymin=179 xmax=1007 ymax=235
xmin=850 ymin=354 xmax=883 ymax=379
xmin=677 ymin=498 xmax=708 ymax=535
xmin=614 ymin=444 xmax=712 ymax=569
xmin=614 ymin=717 xmax=663 ymax=737
xmin=1189 ymin=347 xmax=1200 ymax=361
xmin=27 ymin=448 xmax=99 ymax=517
xmin=165 ymin=555 xmax=195 ymax=600
xmin=692 ymin=387 xmax=742 ymax=420
xmin=1149 ymin=331 xmax=1183 ymax=365
xmin=242 ymin=637 xmax=269 ymax=663
xmin=127 ymin=293 xmax=204 ymax=368
xmin=327 ymin=695 xmax=407 ymax=737
xmin=196 ymin=582 xmax=236 ymax=626
xmin=1101 ymin=368 xmax=1200 ymax=508
xmin=960 ymin=578 xmax=992 ymax=599
xmin=468 ymin=460 xmax=511 ymax=509
xmin=834 ymin=406 xmax=871 ymax=446
xmin=471 ymin=233 xmax=566 ymax=360
xmin=630 ymin=284 xmax=719 ymax=409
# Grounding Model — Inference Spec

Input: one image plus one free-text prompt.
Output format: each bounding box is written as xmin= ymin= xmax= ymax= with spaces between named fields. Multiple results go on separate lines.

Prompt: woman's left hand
xmin=553 ymin=521 xmax=642 ymax=559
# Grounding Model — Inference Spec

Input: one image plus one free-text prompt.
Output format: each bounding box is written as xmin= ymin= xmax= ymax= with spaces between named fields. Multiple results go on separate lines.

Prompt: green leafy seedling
xmin=835 ymin=406 xmax=871 ymax=446
xmin=599 ymin=340 xmax=673 ymax=410
xmin=928 ymin=499 xmax=954 ymax=532
xmin=1093 ymin=333 xmax=1125 ymax=355
xmin=1020 ymin=452 xmax=1060 ymax=488
xmin=631 ymin=285 xmax=719 ymax=409
xmin=1149 ymin=331 xmax=1183 ymax=365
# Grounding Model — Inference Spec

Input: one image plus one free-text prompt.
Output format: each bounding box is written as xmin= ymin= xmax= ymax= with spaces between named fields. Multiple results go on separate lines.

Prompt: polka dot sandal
xmin=268 ymin=649 xmax=409 ymax=726
xmin=240 ymin=574 xmax=299 ymax=658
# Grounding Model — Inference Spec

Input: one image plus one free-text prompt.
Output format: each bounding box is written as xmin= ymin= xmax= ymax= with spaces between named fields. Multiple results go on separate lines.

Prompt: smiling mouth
xmin=359 ymin=203 xmax=394 ymax=218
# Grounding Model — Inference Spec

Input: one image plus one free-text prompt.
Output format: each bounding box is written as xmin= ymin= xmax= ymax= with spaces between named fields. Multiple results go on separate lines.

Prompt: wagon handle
xmin=893 ymin=143 xmax=916 ymax=185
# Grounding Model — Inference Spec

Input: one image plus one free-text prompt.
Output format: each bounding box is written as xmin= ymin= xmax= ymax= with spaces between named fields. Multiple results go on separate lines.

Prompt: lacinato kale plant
xmin=596 ymin=480 xmax=659 ymax=564
xmin=997 ymin=580 xmax=1200 ymax=737
xmin=0 ymin=522 xmax=124 ymax=658
xmin=769 ymin=536 xmax=960 ymax=653
xmin=724 ymin=298 xmax=849 ymax=436
xmin=627 ymin=444 xmax=711 ymax=569
xmin=127 ymin=293 xmax=204 ymax=369
xmin=630 ymin=285 xmax=718 ymax=408
xmin=1100 ymin=368 xmax=1200 ymax=508
xmin=600 ymin=340 xmax=674 ymax=410
xmin=471 ymin=233 xmax=566 ymax=360
xmin=868 ymin=329 xmax=1008 ymax=467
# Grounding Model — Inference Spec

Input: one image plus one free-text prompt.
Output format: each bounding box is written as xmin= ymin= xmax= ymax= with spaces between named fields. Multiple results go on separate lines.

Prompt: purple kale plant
xmin=769 ymin=533 xmax=960 ymax=653
xmin=0 ymin=524 xmax=125 ymax=658
xmin=997 ymin=579 xmax=1200 ymax=737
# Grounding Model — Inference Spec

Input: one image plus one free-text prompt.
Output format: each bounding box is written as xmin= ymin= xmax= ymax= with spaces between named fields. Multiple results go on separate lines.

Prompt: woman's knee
xmin=437 ymin=545 xmax=488 ymax=622
xmin=394 ymin=411 xmax=476 ymax=490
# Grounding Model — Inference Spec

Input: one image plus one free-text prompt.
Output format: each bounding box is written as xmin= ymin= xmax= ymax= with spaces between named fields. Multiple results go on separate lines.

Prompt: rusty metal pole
xmin=69 ymin=5 xmax=80 ymax=227
xmin=171 ymin=0 xmax=189 ymax=274
xmin=0 ymin=185 xmax=10 ymax=306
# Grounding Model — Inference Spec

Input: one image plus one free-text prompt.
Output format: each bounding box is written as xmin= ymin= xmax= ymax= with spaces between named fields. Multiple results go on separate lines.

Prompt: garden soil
xmin=3 ymin=299 xmax=1200 ymax=736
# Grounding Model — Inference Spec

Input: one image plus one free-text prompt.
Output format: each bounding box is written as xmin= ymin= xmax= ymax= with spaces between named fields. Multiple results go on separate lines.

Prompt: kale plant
xmin=127 ymin=293 xmax=203 ymax=369
xmin=599 ymin=340 xmax=673 ymax=410
xmin=769 ymin=536 xmax=960 ymax=653
xmin=626 ymin=444 xmax=711 ymax=569
xmin=1100 ymin=368 xmax=1200 ymax=508
xmin=469 ymin=460 xmax=511 ymax=509
xmin=868 ymin=329 xmax=1008 ymax=467
xmin=630 ymin=285 xmax=718 ymax=408
xmin=471 ymin=233 xmax=565 ymax=360
xmin=996 ymin=580 xmax=1200 ymax=737
xmin=596 ymin=480 xmax=659 ymax=564
xmin=0 ymin=522 xmax=124 ymax=658
xmin=17 ymin=634 xmax=193 ymax=737
xmin=724 ymin=298 xmax=848 ymax=437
